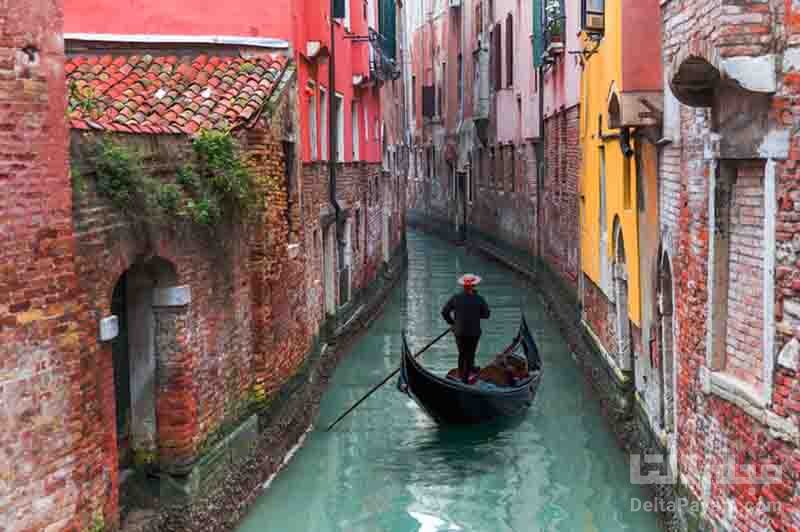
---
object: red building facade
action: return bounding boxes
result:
[64,0,396,166]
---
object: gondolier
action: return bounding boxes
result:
[441,274,490,383]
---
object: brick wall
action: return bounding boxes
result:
[68,113,311,472]
[583,274,616,356]
[724,162,766,388]
[468,141,539,254]
[301,161,402,310]
[542,106,580,289]
[658,0,800,528]
[0,1,107,529]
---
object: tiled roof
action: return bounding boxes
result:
[66,53,290,134]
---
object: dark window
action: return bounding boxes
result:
[422,85,435,117]
[493,24,502,91]
[457,54,463,115]
[506,14,513,87]
[412,75,416,116]
[581,0,604,34]
[510,145,516,192]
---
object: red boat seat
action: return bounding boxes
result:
[445,368,479,385]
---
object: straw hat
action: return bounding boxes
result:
[457,274,482,287]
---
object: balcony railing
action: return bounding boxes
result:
[369,28,401,81]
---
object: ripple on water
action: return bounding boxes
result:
[237,231,660,532]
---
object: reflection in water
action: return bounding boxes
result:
[237,232,660,532]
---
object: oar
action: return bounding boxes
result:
[325,327,452,432]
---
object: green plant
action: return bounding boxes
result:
[153,182,183,212]
[68,81,100,116]
[180,129,256,225]
[71,165,87,195]
[549,19,563,37]
[86,510,105,532]
[93,137,145,211]
[87,130,257,228]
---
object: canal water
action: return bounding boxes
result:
[238,231,661,532]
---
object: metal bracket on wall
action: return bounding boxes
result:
[568,33,602,62]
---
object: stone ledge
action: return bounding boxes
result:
[581,320,633,387]
[704,369,799,445]
[159,414,260,501]
[152,285,191,308]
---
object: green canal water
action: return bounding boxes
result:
[237,231,661,532]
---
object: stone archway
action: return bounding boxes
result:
[658,251,676,433]
[613,220,632,371]
[108,257,178,475]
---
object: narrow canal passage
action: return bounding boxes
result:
[238,231,660,532]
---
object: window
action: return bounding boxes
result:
[320,88,328,159]
[506,14,513,87]
[475,3,483,38]
[344,0,351,30]
[441,61,446,117]
[510,145,516,192]
[581,0,605,33]
[599,147,606,238]
[364,105,369,141]
[457,54,463,118]
[412,75,417,117]
[352,101,360,161]
[709,161,768,389]
[334,94,344,162]
[493,24,502,91]
[422,85,435,117]
[308,86,318,160]
[623,154,632,210]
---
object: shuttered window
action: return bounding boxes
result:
[493,24,502,91]
[506,14,513,87]
[533,0,544,68]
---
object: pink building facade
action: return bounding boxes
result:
[65,0,393,167]
[405,0,581,289]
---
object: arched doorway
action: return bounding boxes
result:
[109,257,178,474]
[658,253,676,433]
[614,224,632,371]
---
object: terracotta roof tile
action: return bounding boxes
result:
[67,53,289,135]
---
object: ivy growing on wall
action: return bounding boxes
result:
[85,130,261,228]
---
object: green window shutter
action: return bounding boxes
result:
[533,0,544,68]
[333,0,345,19]
[379,0,397,60]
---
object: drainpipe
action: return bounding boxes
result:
[329,0,344,264]
[536,64,545,266]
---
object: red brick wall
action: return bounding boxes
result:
[725,162,766,388]
[542,106,580,288]
[582,274,616,356]
[0,1,108,529]
[66,94,316,497]
[660,1,800,528]
[301,161,401,307]
[465,140,539,254]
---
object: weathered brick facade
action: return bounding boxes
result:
[542,106,581,289]
[0,1,105,530]
[2,21,408,528]
[655,0,800,529]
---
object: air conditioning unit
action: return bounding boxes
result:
[585,13,604,32]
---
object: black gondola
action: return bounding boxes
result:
[398,315,543,425]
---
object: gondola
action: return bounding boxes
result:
[398,315,543,425]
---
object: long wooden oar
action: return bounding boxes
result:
[325,327,452,432]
